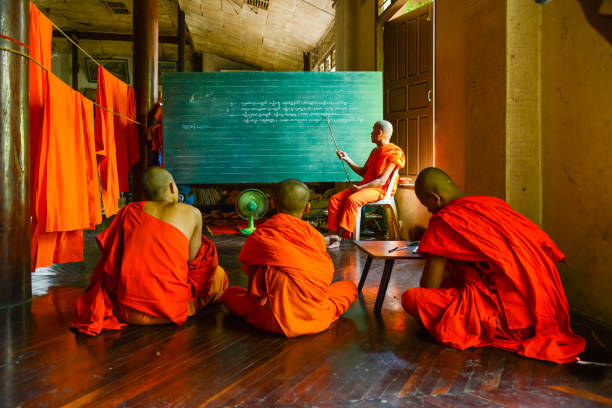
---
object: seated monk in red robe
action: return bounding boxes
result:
[401,167,585,363]
[325,120,405,248]
[72,167,228,335]
[222,179,358,337]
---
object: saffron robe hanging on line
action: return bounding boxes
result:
[95,66,138,217]
[29,3,101,270]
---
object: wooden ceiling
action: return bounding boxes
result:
[33,0,335,71]
[179,0,334,70]
[33,0,180,36]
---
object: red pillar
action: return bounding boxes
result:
[132,0,158,198]
[0,0,31,305]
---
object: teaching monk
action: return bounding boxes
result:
[222,179,358,337]
[72,167,228,336]
[325,120,405,248]
[401,167,585,363]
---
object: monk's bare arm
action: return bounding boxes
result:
[244,264,257,288]
[188,206,203,261]
[420,256,448,288]
[337,151,366,177]
[353,163,395,191]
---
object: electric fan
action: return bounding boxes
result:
[235,188,269,236]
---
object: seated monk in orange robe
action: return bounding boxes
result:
[72,167,228,335]
[401,167,585,363]
[222,179,358,337]
[325,120,405,248]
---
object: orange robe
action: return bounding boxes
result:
[72,202,228,336]
[401,196,585,364]
[29,5,101,269]
[147,102,163,165]
[328,143,405,237]
[95,66,138,216]
[29,2,52,203]
[222,213,357,337]
[29,3,53,270]
[31,75,100,269]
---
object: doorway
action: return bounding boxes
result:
[383,4,434,182]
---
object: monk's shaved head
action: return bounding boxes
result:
[376,120,393,140]
[415,167,456,196]
[275,179,310,217]
[415,167,464,213]
[142,166,175,200]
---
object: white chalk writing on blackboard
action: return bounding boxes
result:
[239,100,361,125]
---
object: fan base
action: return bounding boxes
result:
[239,226,256,236]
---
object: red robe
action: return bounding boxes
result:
[359,143,406,194]
[72,202,221,336]
[222,213,357,337]
[29,6,101,269]
[402,196,585,363]
[29,2,52,204]
[147,102,163,164]
[328,143,405,237]
[95,66,138,216]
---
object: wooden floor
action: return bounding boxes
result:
[2,234,612,407]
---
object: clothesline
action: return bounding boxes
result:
[0,45,141,125]
[49,20,143,125]
[51,21,105,68]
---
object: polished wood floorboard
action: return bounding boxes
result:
[1,234,611,407]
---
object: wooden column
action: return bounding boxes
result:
[132,0,158,198]
[72,40,79,91]
[178,7,185,72]
[0,0,31,306]
[193,52,203,72]
[303,52,311,71]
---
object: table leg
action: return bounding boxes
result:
[357,256,373,293]
[374,259,395,313]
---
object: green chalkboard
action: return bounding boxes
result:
[162,72,383,184]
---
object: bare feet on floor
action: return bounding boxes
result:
[325,234,342,249]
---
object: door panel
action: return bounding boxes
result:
[383,6,433,181]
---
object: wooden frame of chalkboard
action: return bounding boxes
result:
[162,72,383,184]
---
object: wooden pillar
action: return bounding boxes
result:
[72,40,79,90]
[178,6,186,72]
[303,52,310,71]
[0,0,31,306]
[192,52,203,72]
[132,0,158,198]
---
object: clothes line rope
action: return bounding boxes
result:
[0,33,29,48]
[50,22,105,68]
[0,46,141,125]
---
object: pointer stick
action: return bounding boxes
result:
[323,116,352,184]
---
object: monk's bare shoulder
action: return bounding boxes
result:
[173,202,202,219]
[175,202,200,213]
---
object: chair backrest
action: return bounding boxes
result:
[383,168,400,201]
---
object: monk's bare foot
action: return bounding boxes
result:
[325,234,341,248]
[327,240,342,249]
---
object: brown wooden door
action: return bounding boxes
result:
[383,6,433,182]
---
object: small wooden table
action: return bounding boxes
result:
[353,240,423,313]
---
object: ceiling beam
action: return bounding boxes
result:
[51,30,192,46]
[377,0,409,24]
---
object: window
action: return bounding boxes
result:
[378,0,395,16]
[317,47,336,72]
[378,0,432,17]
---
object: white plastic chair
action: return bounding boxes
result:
[354,168,401,240]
